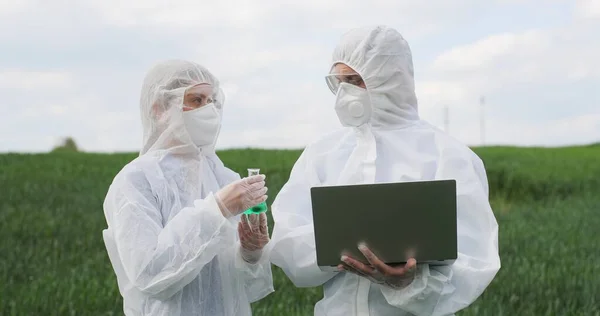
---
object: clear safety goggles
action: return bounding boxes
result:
[325,72,365,94]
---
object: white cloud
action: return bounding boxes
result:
[78,0,495,41]
[0,0,33,16]
[416,20,600,115]
[433,24,600,83]
[490,113,600,146]
[197,41,331,81]
[430,30,551,73]
[83,0,275,28]
[1,1,599,152]
[575,0,600,19]
[217,80,340,149]
[430,107,600,147]
[417,81,473,108]
[0,70,75,91]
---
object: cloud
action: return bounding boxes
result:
[0,70,75,91]
[196,40,332,81]
[575,0,600,19]
[488,113,600,146]
[415,18,600,120]
[82,0,275,29]
[217,79,341,149]
[427,25,600,87]
[0,1,599,152]
[0,0,34,16]
[430,30,552,74]
[416,30,556,112]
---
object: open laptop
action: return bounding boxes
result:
[310,179,457,271]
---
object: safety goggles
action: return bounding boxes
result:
[325,72,365,94]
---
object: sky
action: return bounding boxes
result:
[1,0,599,153]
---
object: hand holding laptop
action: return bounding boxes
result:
[337,243,418,289]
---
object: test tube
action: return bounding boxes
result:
[244,168,261,231]
[248,168,260,177]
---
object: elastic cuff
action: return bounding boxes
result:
[214,194,233,218]
[240,247,263,264]
[384,274,416,290]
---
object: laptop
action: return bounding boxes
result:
[310,179,457,271]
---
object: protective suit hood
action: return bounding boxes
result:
[139,59,225,156]
[331,25,419,128]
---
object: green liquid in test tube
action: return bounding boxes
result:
[243,168,268,215]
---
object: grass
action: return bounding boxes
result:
[1,146,599,315]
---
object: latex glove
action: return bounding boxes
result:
[215,175,267,217]
[238,213,270,264]
[338,243,417,289]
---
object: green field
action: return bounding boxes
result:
[1,146,599,315]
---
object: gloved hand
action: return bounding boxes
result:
[338,244,417,289]
[215,175,267,217]
[238,213,270,264]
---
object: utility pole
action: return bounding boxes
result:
[444,105,449,134]
[480,96,485,146]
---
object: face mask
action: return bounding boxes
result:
[334,83,372,127]
[182,103,221,147]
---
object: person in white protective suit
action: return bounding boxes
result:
[101,59,274,316]
[269,25,501,316]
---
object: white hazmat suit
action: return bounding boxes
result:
[102,60,273,316]
[270,26,501,316]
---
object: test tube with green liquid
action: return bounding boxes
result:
[243,168,268,215]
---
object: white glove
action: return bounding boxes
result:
[238,213,270,264]
[215,175,267,217]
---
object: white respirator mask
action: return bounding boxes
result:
[182,103,221,147]
[334,83,372,127]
